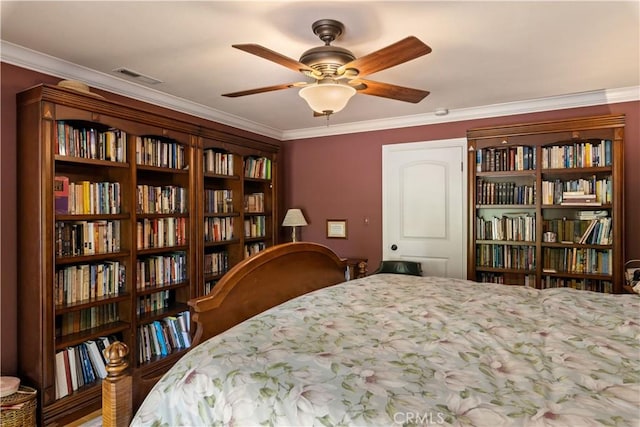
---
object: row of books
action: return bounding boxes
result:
[204,189,234,214]
[542,218,598,244]
[136,252,187,290]
[55,220,121,257]
[477,272,536,287]
[244,157,271,180]
[541,277,613,293]
[577,217,612,245]
[541,139,612,169]
[55,336,119,399]
[244,216,266,238]
[137,312,191,364]
[57,304,120,337]
[204,150,235,175]
[244,192,265,213]
[204,251,228,276]
[136,184,188,214]
[135,136,186,169]
[54,176,121,215]
[204,216,234,242]
[136,291,170,315]
[136,217,188,249]
[55,262,125,306]
[245,242,266,258]
[476,244,536,270]
[476,180,536,205]
[541,176,612,205]
[56,121,127,162]
[542,247,612,275]
[475,145,536,172]
[476,215,536,242]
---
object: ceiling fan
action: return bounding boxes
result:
[222,19,432,116]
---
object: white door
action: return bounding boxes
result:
[382,139,467,278]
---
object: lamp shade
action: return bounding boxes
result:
[282,209,308,227]
[299,82,356,114]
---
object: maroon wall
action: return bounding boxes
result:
[282,102,640,272]
[1,64,60,376]
[2,62,638,375]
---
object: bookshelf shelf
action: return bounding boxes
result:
[56,322,131,350]
[477,170,536,177]
[475,266,535,274]
[204,172,241,180]
[55,294,131,313]
[55,252,130,265]
[136,302,190,322]
[541,204,613,209]
[54,155,130,168]
[467,114,625,293]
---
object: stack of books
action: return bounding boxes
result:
[561,191,601,206]
[576,210,608,220]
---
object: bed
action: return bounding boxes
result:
[103,242,640,426]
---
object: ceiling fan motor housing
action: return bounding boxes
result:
[299,19,355,77]
[300,45,355,75]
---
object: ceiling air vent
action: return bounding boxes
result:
[112,68,163,85]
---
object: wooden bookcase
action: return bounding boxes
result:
[16,84,279,425]
[242,155,275,259]
[199,142,278,295]
[467,114,625,293]
[201,144,243,295]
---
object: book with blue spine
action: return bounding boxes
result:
[153,320,168,356]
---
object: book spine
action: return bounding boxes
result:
[153,321,168,356]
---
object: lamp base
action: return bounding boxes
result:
[291,227,298,242]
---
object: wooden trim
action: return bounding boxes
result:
[466,114,625,140]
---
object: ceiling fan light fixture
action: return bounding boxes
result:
[299,82,356,114]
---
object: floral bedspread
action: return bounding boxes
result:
[131,275,640,426]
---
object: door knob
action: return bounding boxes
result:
[391,244,398,251]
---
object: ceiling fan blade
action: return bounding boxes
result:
[352,79,430,103]
[338,36,431,77]
[233,44,320,77]
[222,82,304,98]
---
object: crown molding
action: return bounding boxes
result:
[0,41,283,140]
[281,86,640,140]
[3,41,638,142]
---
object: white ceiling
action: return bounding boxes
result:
[1,1,639,140]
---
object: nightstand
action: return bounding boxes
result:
[343,258,368,280]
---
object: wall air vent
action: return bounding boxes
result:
[112,68,163,85]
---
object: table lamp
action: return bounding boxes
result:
[282,209,308,242]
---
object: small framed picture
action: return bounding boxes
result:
[326,219,347,239]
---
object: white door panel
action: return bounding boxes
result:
[402,161,447,237]
[383,139,467,279]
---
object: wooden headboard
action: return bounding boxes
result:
[102,242,347,426]
[189,242,348,345]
